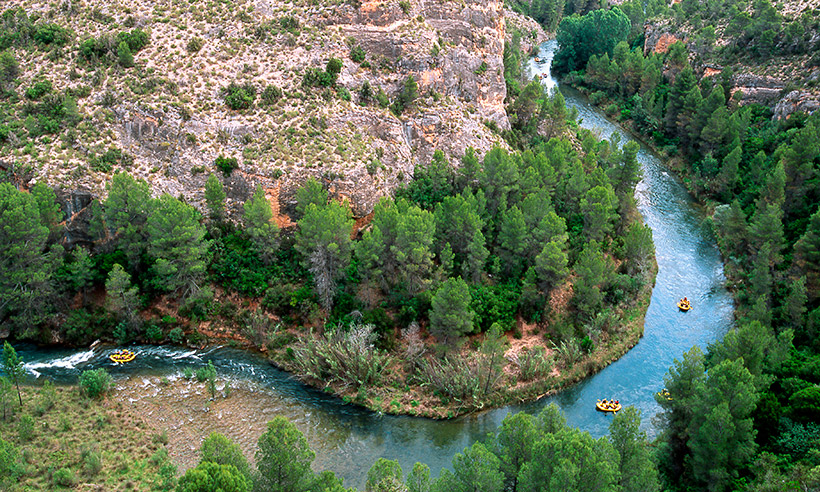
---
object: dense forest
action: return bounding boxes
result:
[511,0,820,488]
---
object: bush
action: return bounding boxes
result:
[117,41,134,67]
[214,155,239,176]
[222,82,256,110]
[350,45,366,63]
[33,24,71,46]
[146,323,164,342]
[81,448,103,476]
[25,79,52,100]
[260,84,282,105]
[290,323,392,390]
[79,368,112,398]
[17,414,34,441]
[116,29,149,52]
[279,15,300,33]
[517,346,553,381]
[552,338,583,368]
[168,327,184,344]
[196,361,217,383]
[187,37,204,53]
[53,467,77,487]
[417,354,480,401]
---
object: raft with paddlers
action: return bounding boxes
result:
[110,349,136,364]
[678,297,691,311]
[596,399,621,413]
[657,389,672,400]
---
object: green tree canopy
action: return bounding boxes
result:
[553,8,630,74]
[146,194,212,297]
[176,461,250,492]
[200,432,251,480]
[429,276,474,344]
[243,186,280,266]
[295,201,353,311]
[255,416,315,492]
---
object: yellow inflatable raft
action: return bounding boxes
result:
[596,399,622,413]
[110,349,136,364]
[678,300,691,311]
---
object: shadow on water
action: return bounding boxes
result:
[13,40,733,489]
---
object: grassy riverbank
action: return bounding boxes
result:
[0,385,175,491]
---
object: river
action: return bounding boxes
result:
[14,40,734,489]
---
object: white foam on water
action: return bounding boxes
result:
[24,349,96,372]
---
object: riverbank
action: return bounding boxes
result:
[260,254,658,419]
[0,385,174,491]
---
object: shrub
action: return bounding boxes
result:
[25,79,52,99]
[279,15,300,33]
[53,467,77,487]
[196,361,217,383]
[474,61,488,75]
[222,83,256,110]
[399,1,411,15]
[168,327,184,344]
[417,353,480,401]
[214,155,239,176]
[290,323,392,390]
[146,323,164,342]
[117,41,134,67]
[81,448,103,476]
[552,338,583,368]
[516,346,553,381]
[580,335,594,353]
[79,368,112,398]
[116,29,149,52]
[17,414,34,441]
[260,85,282,106]
[350,45,366,63]
[33,24,71,46]
[186,37,204,53]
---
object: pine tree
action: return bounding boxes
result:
[572,240,610,320]
[145,194,212,297]
[204,174,226,222]
[433,442,503,492]
[366,458,403,492]
[428,277,474,344]
[622,222,654,275]
[498,205,528,277]
[0,183,57,332]
[393,204,436,295]
[407,463,431,492]
[534,241,569,295]
[689,359,757,490]
[243,186,280,266]
[581,184,618,242]
[295,178,328,219]
[104,173,151,268]
[794,206,820,300]
[106,263,141,327]
[1,342,24,407]
[295,201,353,311]
[608,407,660,492]
[255,417,316,492]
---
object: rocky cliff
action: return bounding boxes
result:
[5,0,524,222]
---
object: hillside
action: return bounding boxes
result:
[0,0,528,223]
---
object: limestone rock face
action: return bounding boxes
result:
[11,0,524,223]
[773,90,820,120]
[731,74,787,108]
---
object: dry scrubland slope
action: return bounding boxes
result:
[3,0,542,220]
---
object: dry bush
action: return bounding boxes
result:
[291,323,392,390]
